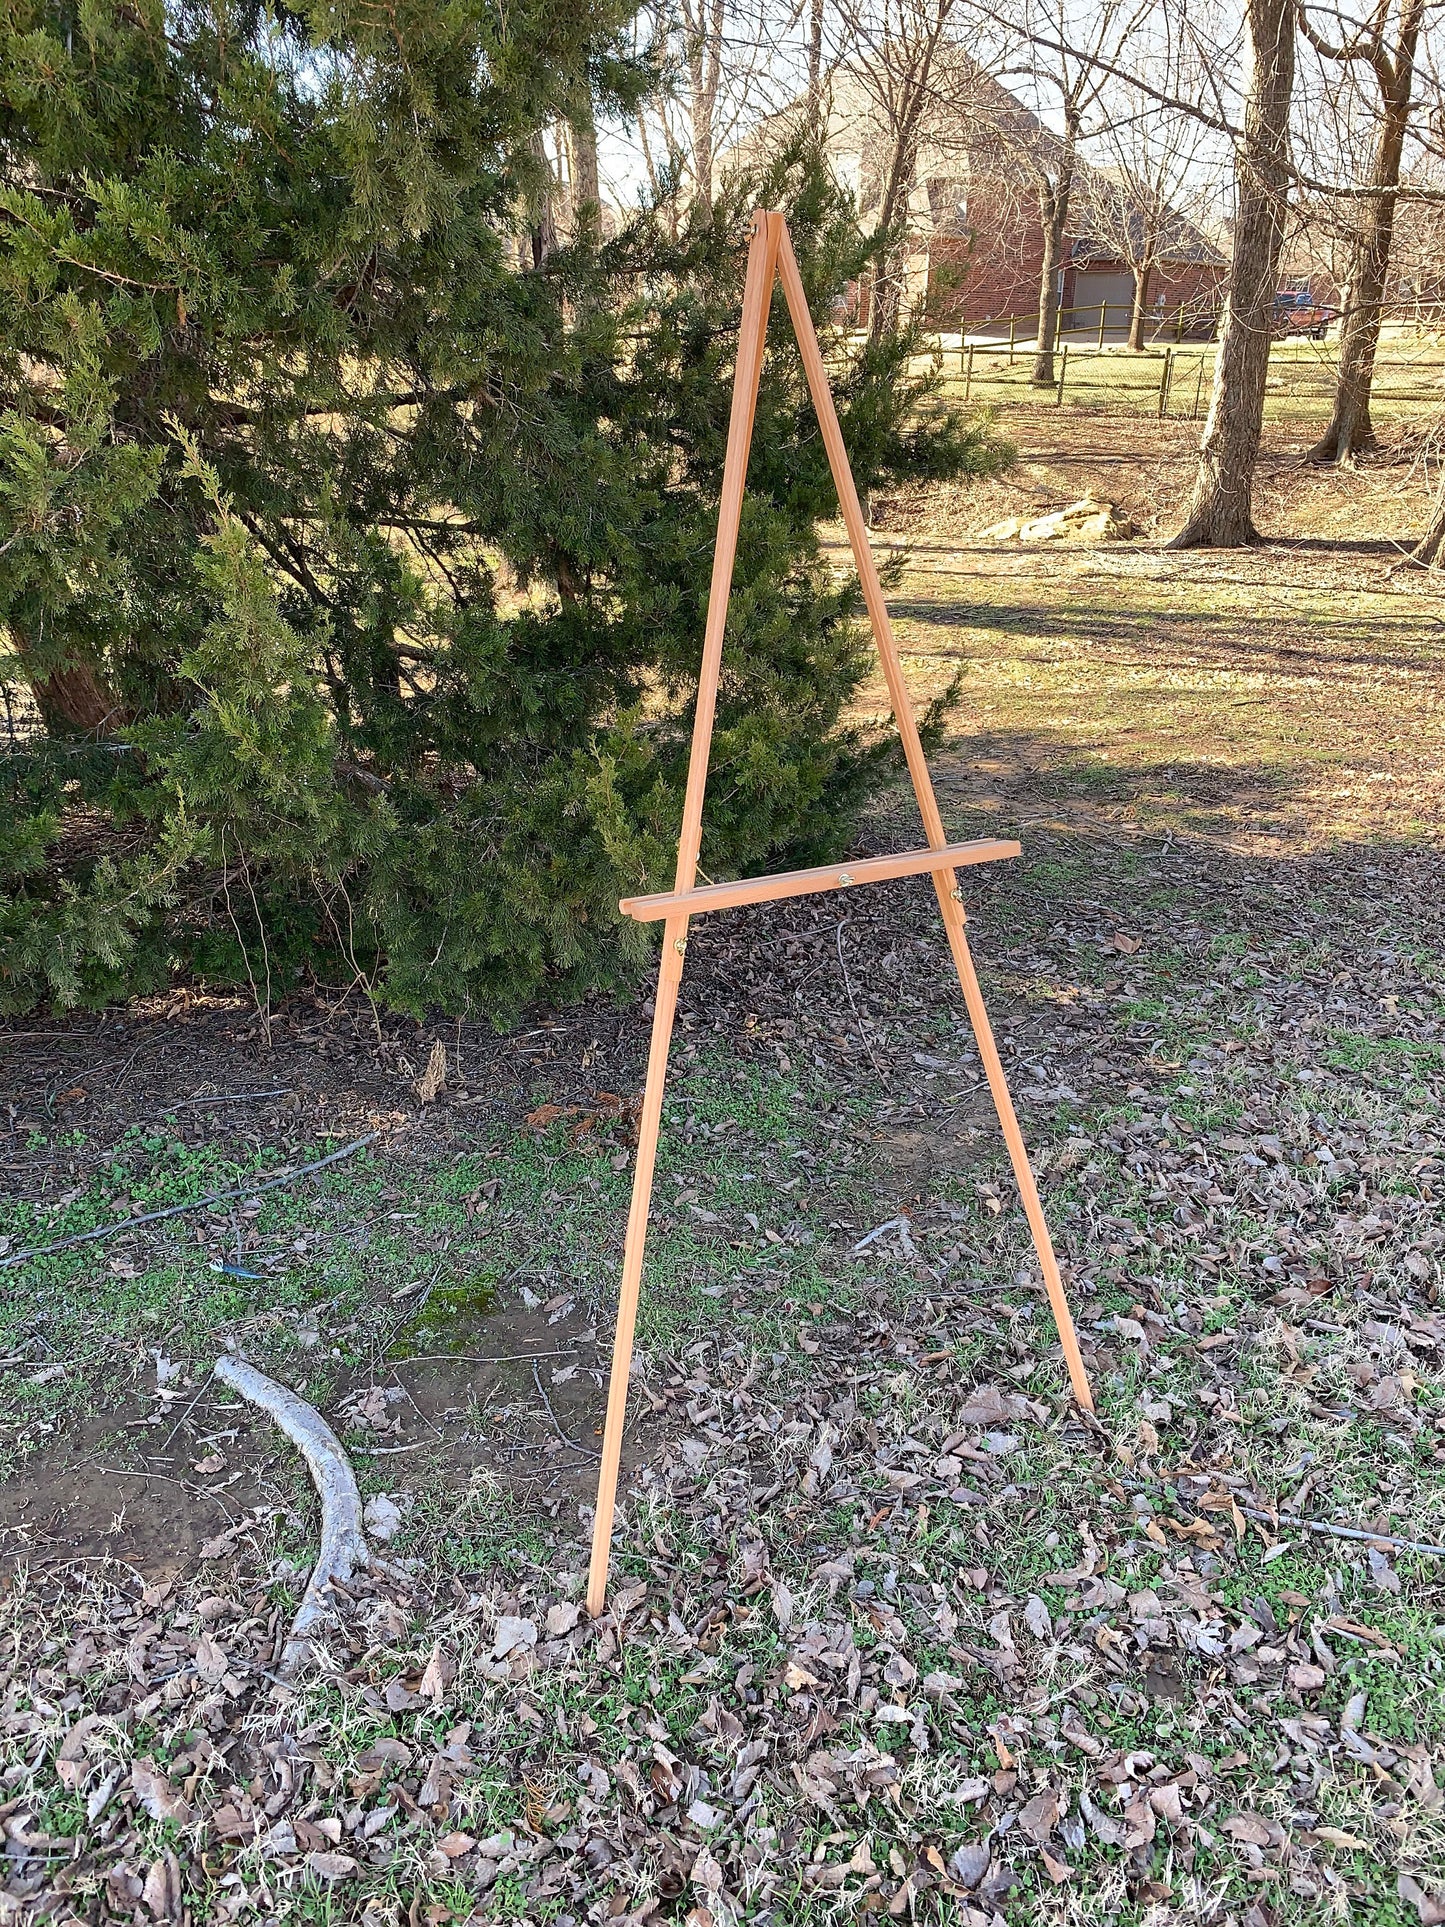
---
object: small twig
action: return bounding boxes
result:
[0,1032,107,1044]
[210,1651,296,1694]
[1,1133,379,1269]
[111,1043,144,1092]
[532,1358,599,1459]
[387,1367,444,1440]
[97,1465,240,1521]
[167,1090,293,1110]
[1236,1504,1445,1560]
[158,1378,218,1455]
[1124,1475,1445,1559]
[389,1348,581,1368]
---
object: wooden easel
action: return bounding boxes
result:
[585,210,1093,1618]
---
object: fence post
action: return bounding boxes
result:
[1097,302,1108,351]
[964,343,975,402]
[1054,304,1063,349]
[1008,316,1016,364]
[1157,347,1174,419]
[1056,341,1068,407]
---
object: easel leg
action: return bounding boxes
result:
[772,223,1093,1412]
[586,217,781,1617]
[586,915,686,1617]
[933,889,1094,1410]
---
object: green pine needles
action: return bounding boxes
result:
[0,1,1008,1021]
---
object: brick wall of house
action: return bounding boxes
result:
[1139,261,1227,325]
[921,174,1225,334]
[926,178,1047,326]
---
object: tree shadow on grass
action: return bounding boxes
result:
[889,593,1440,681]
[858,723,1442,895]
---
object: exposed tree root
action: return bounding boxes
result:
[213,1354,369,1674]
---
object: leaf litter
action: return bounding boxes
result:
[6,823,1445,1923]
[4,477,1445,1920]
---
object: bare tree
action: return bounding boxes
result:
[806,0,827,115]
[679,0,727,214]
[571,96,602,227]
[1081,28,1220,349]
[1389,161,1445,317]
[1171,0,1296,547]
[962,0,1441,532]
[836,0,963,339]
[1300,0,1430,462]
[976,0,1150,384]
[622,0,804,223]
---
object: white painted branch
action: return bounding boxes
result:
[213,1355,369,1673]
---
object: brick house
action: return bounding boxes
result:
[923,166,1225,338]
[740,61,1226,339]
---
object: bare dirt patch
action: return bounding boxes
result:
[0,1399,282,1582]
[0,1296,635,1581]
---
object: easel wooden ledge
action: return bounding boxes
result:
[585,210,1094,1620]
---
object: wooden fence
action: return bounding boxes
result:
[933,334,1445,424]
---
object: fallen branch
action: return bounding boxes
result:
[1,1132,378,1270]
[213,1355,369,1673]
[1123,1474,1445,1559]
[1234,1502,1445,1560]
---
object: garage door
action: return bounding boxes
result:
[1068,271,1134,334]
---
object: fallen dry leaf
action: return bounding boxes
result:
[413,1040,448,1103]
[130,1761,191,1826]
[306,1850,359,1879]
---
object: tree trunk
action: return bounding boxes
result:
[683,0,723,218]
[868,93,930,344]
[8,627,126,735]
[1308,0,1425,464]
[688,71,713,217]
[570,92,601,230]
[1170,0,1295,548]
[528,130,558,266]
[807,0,824,121]
[1409,481,1445,566]
[1127,264,1150,351]
[636,112,678,241]
[1031,125,1076,386]
[869,149,917,341]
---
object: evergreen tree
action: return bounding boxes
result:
[0,0,1006,1020]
